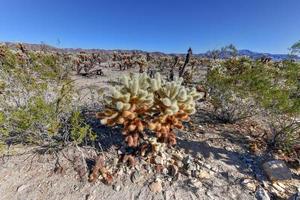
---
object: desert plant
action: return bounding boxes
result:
[69,110,96,144]
[206,57,258,123]
[97,73,200,153]
[206,56,300,154]
[290,40,300,56]
[0,45,95,148]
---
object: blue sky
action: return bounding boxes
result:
[0,0,299,54]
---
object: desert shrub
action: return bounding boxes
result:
[206,57,258,123]
[256,61,300,153]
[69,110,96,144]
[0,45,95,148]
[207,57,300,154]
[97,73,200,154]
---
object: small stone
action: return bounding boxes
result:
[131,171,142,183]
[168,165,178,176]
[165,190,173,200]
[145,165,153,173]
[183,155,193,165]
[117,150,123,155]
[196,153,204,161]
[241,178,257,191]
[155,176,162,182]
[161,153,167,160]
[17,184,29,192]
[113,158,119,165]
[155,164,163,173]
[224,146,232,151]
[86,191,96,200]
[272,182,285,192]
[134,165,141,171]
[276,182,287,189]
[255,186,270,200]
[113,183,122,191]
[149,181,162,193]
[188,178,202,188]
[172,151,184,161]
[154,156,163,165]
[117,168,124,176]
[204,164,212,170]
[187,163,197,171]
[262,160,292,181]
[197,170,210,179]
[175,160,183,168]
[162,167,168,175]
[73,185,79,191]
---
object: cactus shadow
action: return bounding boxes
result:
[82,108,124,151]
[176,131,266,181]
[192,109,225,124]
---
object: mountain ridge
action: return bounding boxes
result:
[1,41,298,60]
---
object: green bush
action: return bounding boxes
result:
[70,110,96,144]
[0,45,95,148]
[206,57,258,123]
[206,57,300,153]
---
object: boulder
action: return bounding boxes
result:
[262,160,292,181]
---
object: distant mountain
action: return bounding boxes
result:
[237,49,298,60]
[1,41,298,60]
[199,49,298,60]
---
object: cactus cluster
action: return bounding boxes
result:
[97,72,200,151]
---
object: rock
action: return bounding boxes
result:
[175,160,183,168]
[73,185,79,191]
[168,165,178,176]
[183,155,193,165]
[224,146,233,151]
[262,160,292,181]
[272,182,285,192]
[241,178,257,191]
[197,170,210,179]
[203,163,212,170]
[131,171,142,183]
[86,191,96,200]
[188,178,202,188]
[162,167,168,175]
[288,192,300,200]
[154,156,163,165]
[196,163,201,171]
[113,158,119,166]
[113,183,122,191]
[165,190,173,200]
[255,186,270,200]
[196,152,204,161]
[149,181,162,193]
[117,168,124,176]
[134,165,141,171]
[172,151,184,161]
[155,164,163,173]
[145,165,153,173]
[17,184,29,192]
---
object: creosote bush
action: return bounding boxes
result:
[69,110,96,144]
[206,57,258,123]
[0,45,95,149]
[206,56,300,155]
[97,73,200,153]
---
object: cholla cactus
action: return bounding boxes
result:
[97,72,200,150]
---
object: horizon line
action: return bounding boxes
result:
[1,40,292,55]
